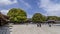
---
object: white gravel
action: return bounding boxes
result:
[10,24,60,34]
[0,24,60,34]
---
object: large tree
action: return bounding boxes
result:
[32,13,46,23]
[7,8,27,23]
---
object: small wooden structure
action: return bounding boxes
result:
[0,12,9,26]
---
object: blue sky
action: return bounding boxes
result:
[0,0,60,18]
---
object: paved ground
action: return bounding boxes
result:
[10,24,60,34]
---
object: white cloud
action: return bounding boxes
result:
[20,0,32,9]
[0,10,9,15]
[38,0,60,16]
[0,0,17,5]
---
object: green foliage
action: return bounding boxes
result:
[32,13,46,23]
[56,17,60,21]
[47,16,58,21]
[7,8,27,23]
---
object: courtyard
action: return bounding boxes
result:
[0,24,60,34]
[10,24,60,34]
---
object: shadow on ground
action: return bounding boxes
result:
[0,25,11,34]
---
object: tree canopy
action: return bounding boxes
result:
[32,13,46,23]
[7,8,27,23]
[57,17,60,21]
[47,16,58,21]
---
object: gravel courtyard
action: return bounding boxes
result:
[10,24,60,34]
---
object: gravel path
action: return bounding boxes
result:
[10,24,60,34]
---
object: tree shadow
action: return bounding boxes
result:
[0,26,12,34]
